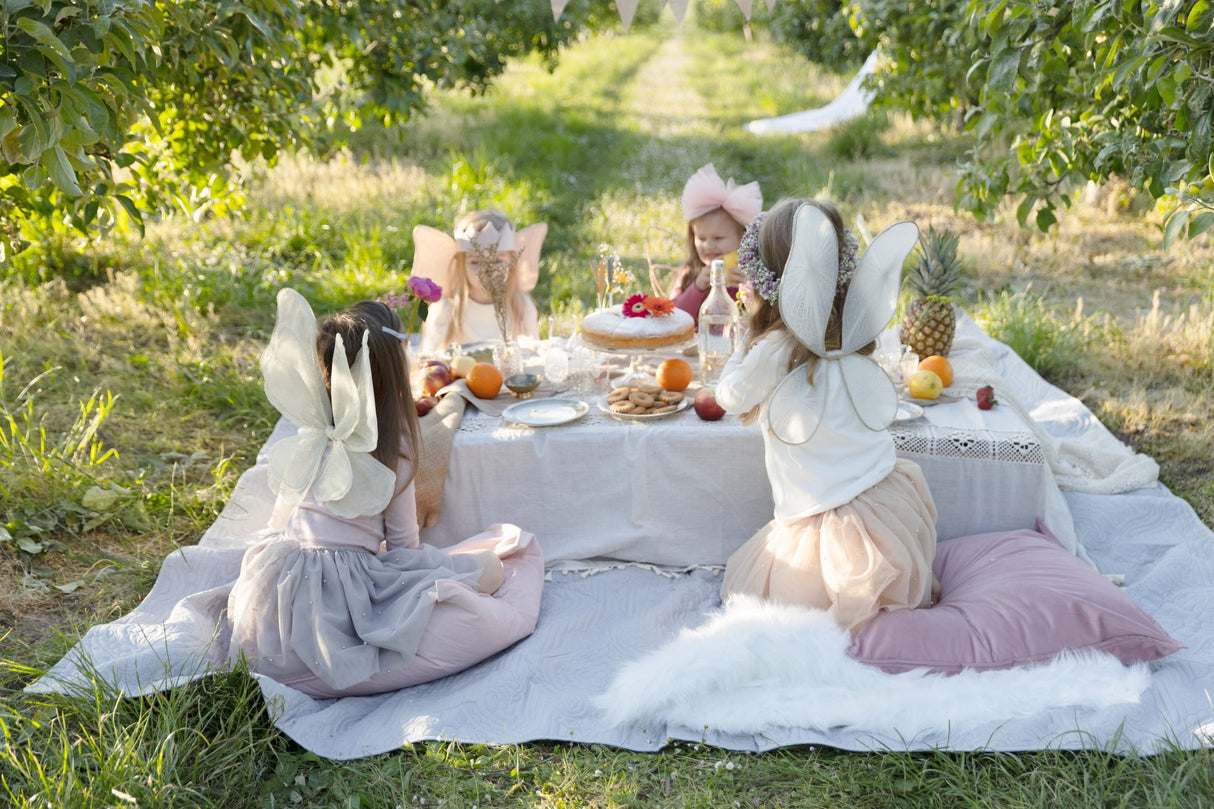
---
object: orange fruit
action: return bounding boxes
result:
[907,369,943,400]
[917,355,954,387]
[465,362,503,399]
[656,358,693,391]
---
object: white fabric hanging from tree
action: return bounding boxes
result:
[745,51,878,135]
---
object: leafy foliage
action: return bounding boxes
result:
[0,0,615,263]
[958,0,1214,239]
[699,0,865,70]
[848,0,982,126]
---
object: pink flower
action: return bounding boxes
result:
[623,293,650,318]
[406,275,443,304]
[379,275,442,335]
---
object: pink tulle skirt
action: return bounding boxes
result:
[721,458,938,633]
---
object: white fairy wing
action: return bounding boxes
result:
[778,205,838,355]
[514,223,548,292]
[839,354,900,431]
[765,366,828,446]
[411,225,459,290]
[766,355,899,444]
[261,288,331,432]
[260,289,395,518]
[840,220,918,354]
[319,330,396,518]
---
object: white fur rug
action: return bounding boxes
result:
[595,596,1149,740]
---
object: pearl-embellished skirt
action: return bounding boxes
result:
[227,523,543,697]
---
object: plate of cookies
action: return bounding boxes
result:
[600,384,689,420]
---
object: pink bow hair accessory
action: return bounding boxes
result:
[681,163,763,227]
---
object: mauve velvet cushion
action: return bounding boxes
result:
[848,522,1184,674]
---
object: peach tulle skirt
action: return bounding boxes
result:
[721,458,938,633]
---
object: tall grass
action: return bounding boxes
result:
[972,288,1093,382]
[1,14,1212,809]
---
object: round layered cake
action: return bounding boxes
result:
[580,307,695,349]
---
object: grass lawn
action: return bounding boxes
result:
[2,15,1212,809]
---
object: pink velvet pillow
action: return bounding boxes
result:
[848,522,1184,674]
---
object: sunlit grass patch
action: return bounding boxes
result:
[972,288,1093,382]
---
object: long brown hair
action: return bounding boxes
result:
[745,198,876,379]
[317,301,421,477]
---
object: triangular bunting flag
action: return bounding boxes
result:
[764,0,777,10]
[668,0,691,24]
[551,0,570,21]
[616,0,640,31]
[734,0,755,19]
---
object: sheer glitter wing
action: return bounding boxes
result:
[766,205,918,444]
[262,288,396,519]
[514,222,548,292]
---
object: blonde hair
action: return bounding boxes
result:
[441,209,533,347]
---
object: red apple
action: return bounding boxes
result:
[415,395,437,417]
[418,361,453,396]
[450,354,477,379]
[694,387,726,421]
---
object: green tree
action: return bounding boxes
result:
[847,0,982,127]
[959,0,1214,241]
[0,0,613,264]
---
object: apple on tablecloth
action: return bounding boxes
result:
[450,355,476,379]
[415,395,438,417]
[694,387,726,421]
[418,361,453,396]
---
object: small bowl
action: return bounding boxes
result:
[505,373,541,399]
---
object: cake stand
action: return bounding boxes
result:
[575,335,696,387]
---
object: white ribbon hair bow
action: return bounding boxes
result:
[766,205,919,444]
[261,288,396,518]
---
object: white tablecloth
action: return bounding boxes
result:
[419,351,1076,568]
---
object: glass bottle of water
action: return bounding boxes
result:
[697,259,740,386]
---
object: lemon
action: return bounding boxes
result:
[907,369,943,400]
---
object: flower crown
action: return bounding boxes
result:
[738,212,860,304]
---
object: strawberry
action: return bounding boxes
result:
[976,385,997,410]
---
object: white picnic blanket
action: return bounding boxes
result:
[28,322,1213,760]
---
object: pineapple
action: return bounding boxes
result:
[900,226,962,358]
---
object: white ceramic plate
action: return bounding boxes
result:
[597,396,690,421]
[501,398,589,427]
[893,400,925,422]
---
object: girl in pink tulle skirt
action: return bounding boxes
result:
[718,199,938,633]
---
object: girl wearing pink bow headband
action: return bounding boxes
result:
[669,164,763,325]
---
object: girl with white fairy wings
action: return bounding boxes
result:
[717,199,940,633]
[413,210,548,354]
[226,289,544,697]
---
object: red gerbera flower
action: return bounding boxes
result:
[623,293,650,318]
[643,296,675,316]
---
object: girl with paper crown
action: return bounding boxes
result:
[413,209,548,353]
[227,289,544,697]
[716,200,939,633]
[669,163,762,325]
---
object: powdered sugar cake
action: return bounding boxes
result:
[580,308,694,349]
